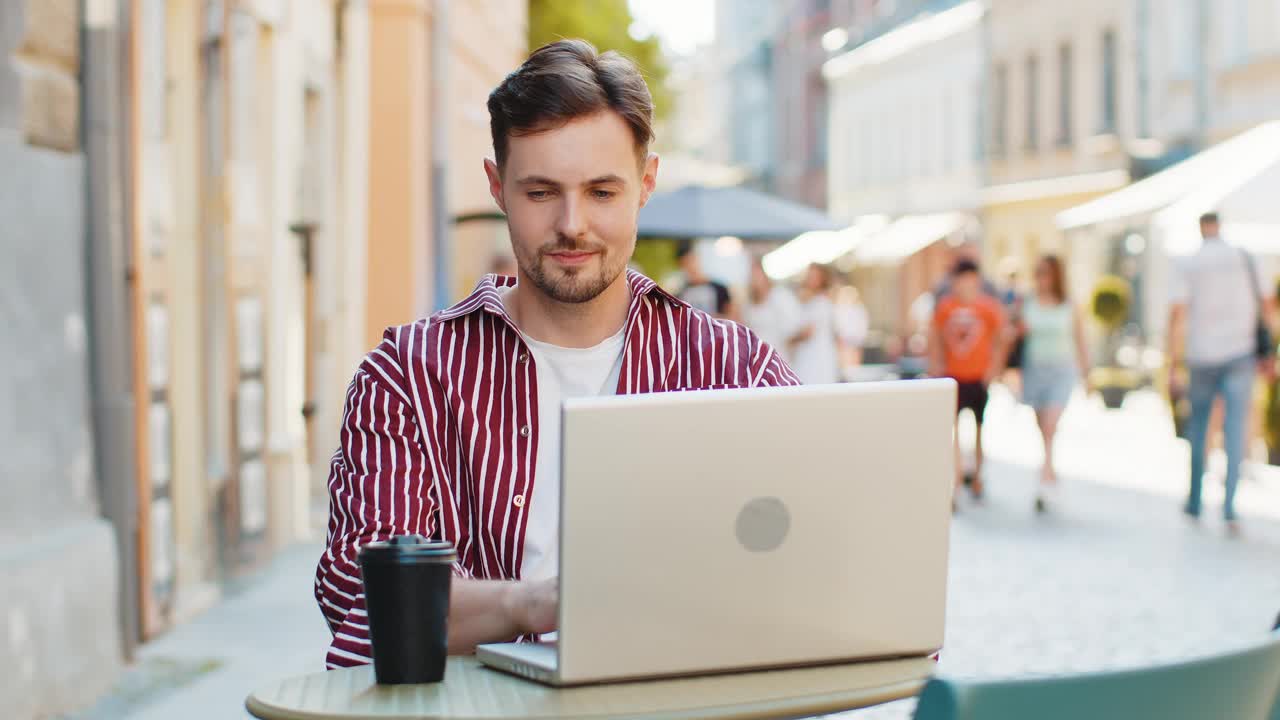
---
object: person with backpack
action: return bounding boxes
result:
[1167,212,1276,535]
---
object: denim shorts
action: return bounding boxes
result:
[1022,364,1076,410]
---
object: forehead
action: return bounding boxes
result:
[504,111,641,181]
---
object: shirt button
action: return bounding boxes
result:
[519,425,530,438]
[513,494,526,508]
[518,352,529,363]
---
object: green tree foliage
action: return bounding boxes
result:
[528,0,671,121]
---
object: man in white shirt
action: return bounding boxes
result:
[1167,212,1275,533]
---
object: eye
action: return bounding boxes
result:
[591,189,616,200]
[527,190,553,201]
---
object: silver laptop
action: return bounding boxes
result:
[477,379,956,685]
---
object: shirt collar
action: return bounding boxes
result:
[434,268,684,323]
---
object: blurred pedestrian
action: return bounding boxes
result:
[833,284,869,370]
[790,263,841,385]
[676,241,736,320]
[744,256,802,362]
[999,258,1026,392]
[1022,255,1092,513]
[1167,212,1275,534]
[934,242,1000,301]
[930,259,1008,503]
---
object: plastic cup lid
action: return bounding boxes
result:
[359,535,457,563]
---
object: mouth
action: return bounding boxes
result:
[545,250,599,266]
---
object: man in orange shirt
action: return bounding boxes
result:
[930,259,1008,502]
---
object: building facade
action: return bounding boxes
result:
[824,1,985,343]
[0,1,124,716]
[981,0,1144,284]
[2,1,526,716]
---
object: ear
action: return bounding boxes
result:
[484,158,507,214]
[638,152,660,208]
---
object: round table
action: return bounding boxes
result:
[245,656,932,720]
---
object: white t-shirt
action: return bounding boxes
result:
[790,296,841,385]
[834,302,869,349]
[744,286,802,360]
[511,321,625,583]
[1170,238,1267,367]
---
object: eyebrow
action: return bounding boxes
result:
[515,174,628,187]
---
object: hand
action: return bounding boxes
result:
[507,577,558,637]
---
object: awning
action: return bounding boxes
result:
[637,184,844,240]
[823,1,984,81]
[853,212,970,266]
[761,215,889,279]
[1056,121,1280,231]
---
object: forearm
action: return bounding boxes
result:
[447,578,527,654]
[1166,312,1184,372]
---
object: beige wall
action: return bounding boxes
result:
[366,0,432,349]
[362,0,527,324]
[447,1,526,300]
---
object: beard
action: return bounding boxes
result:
[515,235,629,304]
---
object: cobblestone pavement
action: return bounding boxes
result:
[840,387,1280,719]
[81,387,1280,719]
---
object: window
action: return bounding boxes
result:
[992,63,1008,156]
[1057,43,1073,147]
[1100,30,1118,133]
[1025,54,1039,151]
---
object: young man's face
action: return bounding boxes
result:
[485,111,659,304]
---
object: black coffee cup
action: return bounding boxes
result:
[359,535,457,684]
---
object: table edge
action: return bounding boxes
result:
[245,676,927,720]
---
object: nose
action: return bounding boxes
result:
[555,195,586,240]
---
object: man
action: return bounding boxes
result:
[929,259,1007,501]
[315,40,799,669]
[676,240,736,320]
[932,242,1000,301]
[1168,212,1274,534]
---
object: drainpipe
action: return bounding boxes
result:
[81,0,141,659]
[429,0,451,310]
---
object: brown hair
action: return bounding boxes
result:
[487,39,654,169]
[1037,254,1067,303]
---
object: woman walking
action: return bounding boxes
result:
[1021,255,1092,512]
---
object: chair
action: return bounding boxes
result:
[914,632,1280,720]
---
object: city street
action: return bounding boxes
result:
[76,386,1280,720]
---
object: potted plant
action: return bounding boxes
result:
[1088,275,1140,410]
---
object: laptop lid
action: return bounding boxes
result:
[555,379,955,684]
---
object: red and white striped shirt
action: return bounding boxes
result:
[316,270,800,668]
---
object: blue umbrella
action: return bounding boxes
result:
[638,184,843,240]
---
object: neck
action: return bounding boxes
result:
[505,272,631,349]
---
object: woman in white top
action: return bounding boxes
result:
[744,257,802,361]
[789,263,841,385]
[1020,255,1092,512]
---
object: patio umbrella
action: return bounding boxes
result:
[637,184,843,240]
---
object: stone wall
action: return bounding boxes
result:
[0,0,123,716]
